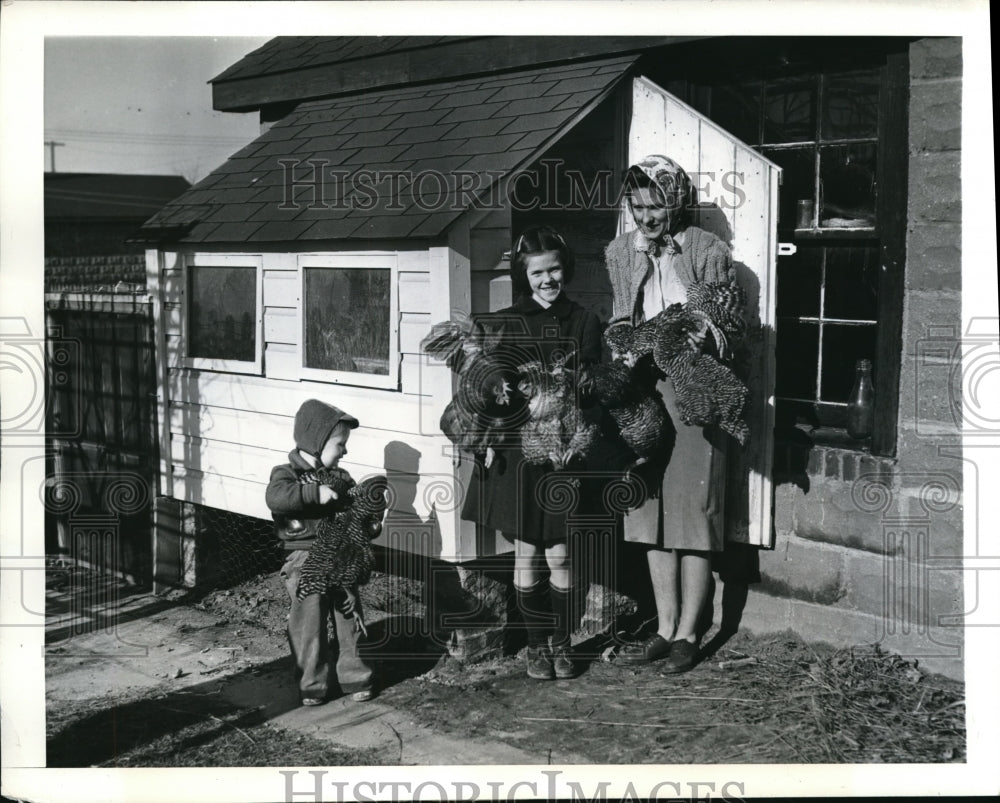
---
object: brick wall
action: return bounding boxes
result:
[757,39,964,654]
[45,253,147,292]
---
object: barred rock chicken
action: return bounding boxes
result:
[295,467,389,636]
[579,321,671,470]
[421,318,513,458]
[516,355,598,470]
[622,281,751,445]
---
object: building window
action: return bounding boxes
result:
[298,254,399,389]
[704,48,907,455]
[182,254,263,373]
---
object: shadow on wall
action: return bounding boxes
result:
[381,440,442,560]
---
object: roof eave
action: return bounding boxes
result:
[212,36,696,113]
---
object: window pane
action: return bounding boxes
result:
[763,146,815,229]
[775,320,819,400]
[763,76,816,144]
[710,81,761,145]
[819,143,877,228]
[820,323,877,402]
[304,268,391,375]
[824,246,879,320]
[777,245,822,318]
[823,69,880,140]
[188,266,256,361]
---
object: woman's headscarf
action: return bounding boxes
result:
[624,154,696,254]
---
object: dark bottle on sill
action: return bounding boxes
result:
[847,358,874,439]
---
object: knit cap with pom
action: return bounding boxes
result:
[293,399,359,457]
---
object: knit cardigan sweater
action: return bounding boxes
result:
[604,226,735,324]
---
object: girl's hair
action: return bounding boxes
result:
[623,162,695,229]
[510,225,575,298]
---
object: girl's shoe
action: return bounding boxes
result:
[552,643,576,679]
[526,645,555,680]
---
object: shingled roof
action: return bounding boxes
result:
[212,36,478,83]
[142,55,638,244]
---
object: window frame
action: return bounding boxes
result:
[296,253,400,390]
[181,253,264,374]
[713,49,907,456]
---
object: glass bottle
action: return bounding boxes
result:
[847,358,874,439]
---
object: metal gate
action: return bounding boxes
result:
[45,294,157,585]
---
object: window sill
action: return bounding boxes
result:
[773,425,896,486]
[789,227,877,240]
[789,424,873,451]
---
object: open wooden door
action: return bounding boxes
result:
[624,76,780,548]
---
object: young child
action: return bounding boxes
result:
[460,227,602,680]
[266,399,374,705]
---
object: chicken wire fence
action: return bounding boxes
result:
[193,504,284,590]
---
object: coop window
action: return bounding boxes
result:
[298,255,399,389]
[703,47,907,455]
[182,254,263,374]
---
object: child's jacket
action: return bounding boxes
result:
[266,450,352,551]
[266,398,359,551]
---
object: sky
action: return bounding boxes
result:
[44,37,271,183]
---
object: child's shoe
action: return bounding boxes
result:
[526,644,555,680]
[552,642,576,679]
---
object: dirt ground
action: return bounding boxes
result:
[45,564,966,766]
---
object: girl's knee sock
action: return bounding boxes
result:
[516,581,553,647]
[550,584,576,648]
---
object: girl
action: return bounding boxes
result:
[461,226,602,680]
[604,155,739,673]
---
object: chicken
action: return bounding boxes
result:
[421,318,514,457]
[578,338,671,470]
[615,281,751,445]
[516,355,598,470]
[295,468,389,636]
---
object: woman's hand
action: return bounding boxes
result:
[338,587,358,617]
[484,447,496,469]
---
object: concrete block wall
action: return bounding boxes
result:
[747,40,965,677]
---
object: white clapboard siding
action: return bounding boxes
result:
[628,76,780,548]
[171,467,270,519]
[167,368,431,435]
[168,404,455,467]
[264,342,299,381]
[399,312,433,355]
[398,272,433,314]
[264,307,298,344]
[263,271,299,307]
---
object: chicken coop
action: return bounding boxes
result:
[140,42,780,590]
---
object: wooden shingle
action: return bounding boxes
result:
[143,54,638,243]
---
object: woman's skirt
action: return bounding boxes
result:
[622,375,728,551]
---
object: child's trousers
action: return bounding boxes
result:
[280,549,373,699]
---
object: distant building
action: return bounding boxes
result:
[45,172,190,291]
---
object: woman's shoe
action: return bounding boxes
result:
[351,689,375,702]
[526,644,555,680]
[617,633,672,665]
[660,639,699,674]
[552,643,577,679]
[301,697,326,707]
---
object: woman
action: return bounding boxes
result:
[605,155,737,673]
[460,225,602,681]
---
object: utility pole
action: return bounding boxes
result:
[44,140,65,172]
